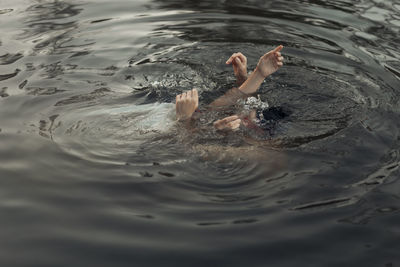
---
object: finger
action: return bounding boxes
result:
[273,45,284,53]
[213,119,223,128]
[232,119,241,130]
[226,52,242,64]
[236,53,247,63]
[226,53,237,64]
[221,115,240,124]
[231,118,241,125]
[182,91,188,100]
[175,96,181,114]
[277,62,283,67]
[275,52,281,57]
[227,119,241,129]
[278,56,284,61]
[235,57,242,65]
[223,115,240,121]
[214,117,231,127]
[214,117,240,130]
[192,88,199,107]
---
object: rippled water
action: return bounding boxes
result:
[1,0,400,266]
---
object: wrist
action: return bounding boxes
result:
[238,67,266,95]
[177,114,191,121]
[177,116,194,129]
[237,75,247,86]
[254,66,267,79]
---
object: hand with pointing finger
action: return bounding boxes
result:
[256,45,284,78]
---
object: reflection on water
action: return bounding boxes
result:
[0,0,399,266]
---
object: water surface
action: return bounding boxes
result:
[0,0,399,266]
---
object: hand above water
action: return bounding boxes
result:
[176,88,199,121]
[256,45,284,78]
[237,45,284,95]
[213,115,241,131]
[226,52,248,86]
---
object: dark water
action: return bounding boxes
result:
[1,0,400,266]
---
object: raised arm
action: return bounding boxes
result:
[239,45,284,95]
[210,45,284,108]
[208,52,249,108]
[226,52,248,86]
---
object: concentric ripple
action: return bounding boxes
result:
[0,0,399,266]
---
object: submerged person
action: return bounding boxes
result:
[175,45,286,137]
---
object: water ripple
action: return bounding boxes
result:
[0,0,400,266]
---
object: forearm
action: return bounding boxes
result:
[209,87,249,108]
[238,68,265,95]
[236,73,248,87]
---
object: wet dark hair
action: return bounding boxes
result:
[260,107,289,121]
[255,106,291,136]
